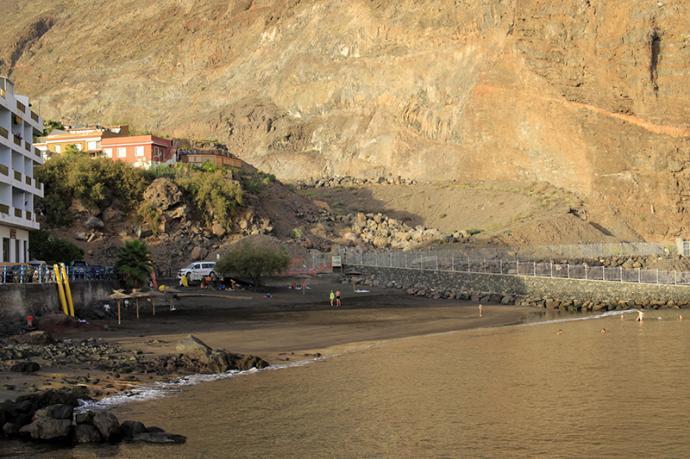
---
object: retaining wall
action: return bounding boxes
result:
[353,266,690,309]
[0,281,119,331]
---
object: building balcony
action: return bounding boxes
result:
[25,175,31,186]
[0,204,39,230]
[13,170,21,181]
[24,140,31,151]
[0,164,7,176]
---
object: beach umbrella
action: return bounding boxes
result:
[108,290,131,325]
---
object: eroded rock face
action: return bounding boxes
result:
[143,178,183,211]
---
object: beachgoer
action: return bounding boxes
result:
[600,328,607,335]
[680,314,684,321]
[181,273,189,288]
[556,329,564,335]
[200,276,208,289]
[478,304,483,318]
[301,279,307,295]
[335,289,342,307]
[636,310,645,322]
[329,290,335,307]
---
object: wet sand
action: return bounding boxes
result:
[0,275,537,402]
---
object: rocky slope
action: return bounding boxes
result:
[2,1,689,241]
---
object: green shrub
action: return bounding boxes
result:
[29,230,83,264]
[216,239,290,287]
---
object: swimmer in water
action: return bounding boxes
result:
[600,328,607,335]
[636,310,645,322]
[556,329,564,335]
[679,314,684,321]
[478,304,483,318]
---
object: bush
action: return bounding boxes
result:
[216,240,290,287]
[29,230,83,264]
[174,165,243,230]
[240,171,276,194]
[115,239,154,288]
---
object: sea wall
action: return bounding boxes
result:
[0,281,118,333]
[353,267,690,310]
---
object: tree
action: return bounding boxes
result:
[216,240,290,287]
[115,239,154,288]
[29,230,83,264]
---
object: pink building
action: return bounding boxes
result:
[100,135,174,169]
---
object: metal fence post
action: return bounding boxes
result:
[451,255,454,272]
[467,256,470,273]
[435,256,438,271]
[550,261,553,278]
[585,264,588,280]
[499,259,502,274]
[533,261,536,277]
[674,270,677,284]
[638,268,641,283]
[405,252,408,269]
[603,267,605,281]
[620,266,623,282]
[516,260,519,275]
[420,252,423,271]
[567,264,570,278]
[656,268,659,284]
[389,252,392,268]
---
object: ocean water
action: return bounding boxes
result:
[14,311,690,458]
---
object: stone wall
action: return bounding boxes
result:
[0,281,119,333]
[354,266,690,311]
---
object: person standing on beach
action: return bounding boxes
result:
[478,304,483,318]
[335,289,342,307]
[329,290,335,307]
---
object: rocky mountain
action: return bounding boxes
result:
[2,0,689,241]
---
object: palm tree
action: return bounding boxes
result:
[115,239,154,288]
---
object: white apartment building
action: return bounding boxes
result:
[0,76,43,263]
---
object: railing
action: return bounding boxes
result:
[0,164,8,176]
[16,101,25,113]
[0,204,8,214]
[341,248,690,287]
[0,126,7,138]
[13,208,21,218]
[24,140,31,151]
[13,170,21,181]
[26,210,32,220]
[25,175,31,186]
[0,264,117,285]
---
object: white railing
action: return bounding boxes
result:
[340,248,690,287]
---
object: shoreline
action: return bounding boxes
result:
[0,275,539,405]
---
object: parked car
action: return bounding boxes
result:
[178,261,217,282]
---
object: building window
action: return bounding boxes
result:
[104,148,112,158]
[2,238,8,262]
[55,145,62,153]
[87,141,98,150]
[135,146,145,157]
[117,147,127,158]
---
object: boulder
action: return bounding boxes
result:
[190,246,207,260]
[92,411,120,440]
[143,178,183,210]
[85,216,105,230]
[19,417,72,441]
[132,432,186,444]
[8,331,54,345]
[73,424,102,443]
[120,420,147,439]
[10,361,40,373]
[211,222,226,237]
[75,411,94,425]
[3,422,20,435]
[34,404,73,420]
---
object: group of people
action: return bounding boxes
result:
[329,289,342,307]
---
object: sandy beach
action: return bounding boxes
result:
[0,274,536,404]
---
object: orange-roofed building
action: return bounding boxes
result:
[100,135,174,169]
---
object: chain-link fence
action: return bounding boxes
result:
[517,242,672,259]
[340,247,690,286]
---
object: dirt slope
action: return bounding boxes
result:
[1,1,689,241]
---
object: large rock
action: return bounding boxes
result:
[120,420,147,439]
[19,417,72,441]
[143,178,183,211]
[190,246,207,260]
[132,432,186,444]
[84,216,105,230]
[34,404,73,420]
[92,411,120,440]
[10,361,40,373]
[73,424,102,443]
[211,222,226,237]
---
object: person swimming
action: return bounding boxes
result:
[556,329,564,335]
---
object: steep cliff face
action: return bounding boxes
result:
[1,0,689,241]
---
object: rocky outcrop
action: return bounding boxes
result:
[298,176,418,188]
[170,335,270,374]
[0,388,185,446]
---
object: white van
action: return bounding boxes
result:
[178,261,217,282]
